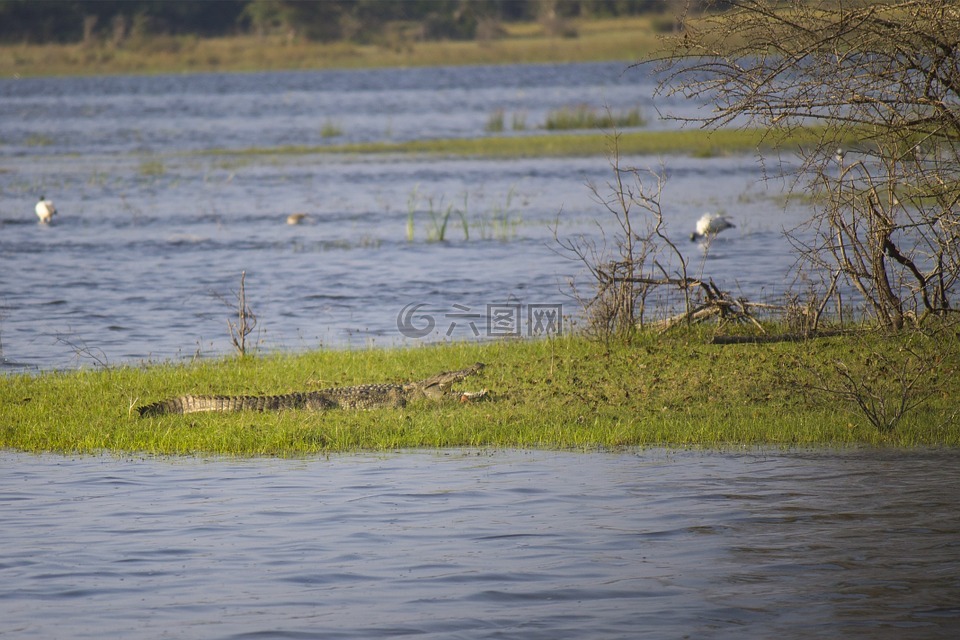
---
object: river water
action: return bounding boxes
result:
[2,448,959,639]
[1,61,806,371]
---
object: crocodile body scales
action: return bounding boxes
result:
[138,363,485,417]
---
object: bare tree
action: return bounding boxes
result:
[651,0,960,328]
[801,338,956,431]
[215,270,259,358]
[556,133,674,337]
[554,131,771,337]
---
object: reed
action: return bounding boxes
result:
[544,105,646,130]
[494,111,528,132]
[406,190,470,242]
[406,186,418,242]
[485,109,506,133]
[405,188,520,242]
[474,187,522,241]
[2,328,958,456]
[487,105,638,133]
[320,119,343,138]
[427,199,456,242]
[513,113,527,131]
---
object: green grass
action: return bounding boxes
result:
[2,329,958,457]
[208,126,860,160]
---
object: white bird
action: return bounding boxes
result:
[35,196,57,224]
[286,213,308,225]
[690,213,734,242]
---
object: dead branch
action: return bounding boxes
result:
[226,270,257,357]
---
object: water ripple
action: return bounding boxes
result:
[1,64,809,371]
[2,449,960,639]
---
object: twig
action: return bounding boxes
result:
[226,271,257,357]
[56,332,109,367]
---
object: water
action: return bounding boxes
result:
[2,448,959,639]
[2,63,698,155]
[1,62,807,371]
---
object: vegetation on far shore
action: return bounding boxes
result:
[1,16,661,78]
[2,328,958,457]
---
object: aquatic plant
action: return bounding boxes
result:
[25,134,53,147]
[405,186,468,242]
[473,187,522,241]
[138,159,166,176]
[424,194,469,243]
[407,187,524,243]
[485,109,528,133]
[511,111,527,131]
[320,119,343,138]
[485,109,505,133]
[544,105,645,131]
[406,185,418,242]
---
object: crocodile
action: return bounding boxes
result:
[137,363,486,417]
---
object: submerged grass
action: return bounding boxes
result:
[3,330,958,457]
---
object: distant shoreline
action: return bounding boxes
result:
[1,16,661,78]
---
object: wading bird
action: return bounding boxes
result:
[35,196,57,224]
[690,212,734,242]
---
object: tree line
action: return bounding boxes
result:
[0,0,693,45]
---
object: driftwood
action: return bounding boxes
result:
[603,270,838,337]
[647,287,776,334]
[604,274,762,332]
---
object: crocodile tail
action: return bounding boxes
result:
[137,393,321,417]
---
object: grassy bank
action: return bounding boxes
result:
[2,330,958,456]
[1,16,659,78]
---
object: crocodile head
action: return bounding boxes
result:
[406,362,485,400]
